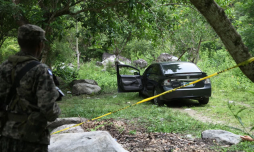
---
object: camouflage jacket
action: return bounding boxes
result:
[0,51,61,144]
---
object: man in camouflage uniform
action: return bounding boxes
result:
[0,24,61,152]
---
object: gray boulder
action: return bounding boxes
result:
[102,55,118,67]
[100,52,131,69]
[49,131,128,152]
[133,59,147,69]
[201,130,242,145]
[51,124,84,134]
[48,117,87,130]
[102,52,114,61]
[102,52,131,64]
[156,53,178,62]
[72,83,101,95]
[70,79,98,87]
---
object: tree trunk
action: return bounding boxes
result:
[190,0,254,82]
[194,37,202,64]
[41,25,52,65]
[177,50,187,61]
[76,21,80,69]
[41,42,51,66]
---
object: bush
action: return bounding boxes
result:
[0,38,19,63]
[197,49,254,92]
[78,60,117,93]
[52,62,78,83]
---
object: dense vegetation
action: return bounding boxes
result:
[1,0,254,151]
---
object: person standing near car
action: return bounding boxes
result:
[0,24,61,152]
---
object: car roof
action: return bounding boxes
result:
[151,61,195,65]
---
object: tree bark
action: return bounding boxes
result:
[40,26,52,65]
[194,37,202,64]
[177,50,187,61]
[190,0,254,82]
[76,21,80,69]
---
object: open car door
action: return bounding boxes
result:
[116,64,143,92]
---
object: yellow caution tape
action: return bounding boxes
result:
[51,57,254,135]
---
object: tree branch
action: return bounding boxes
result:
[158,3,196,9]
[70,1,129,15]
[12,0,29,26]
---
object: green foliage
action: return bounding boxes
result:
[80,48,104,62]
[77,60,117,94]
[128,130,137,135]
[198,49,254,92]
[104,61,117,75]
[228,101,253,139]
[0,0,20,46]
[90,124,105,132]
[50,39,76,65]
[52,62,78,83]
[124,38,156,62]
[234,1,254,55]
[0,38,19,63]
[60,91,254,151]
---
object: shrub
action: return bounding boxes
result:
[52,62,78,83]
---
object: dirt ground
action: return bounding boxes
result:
[82,118,221,152]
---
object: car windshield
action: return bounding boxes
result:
[161,63,201,74]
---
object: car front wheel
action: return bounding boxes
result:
[153,89,164,106]
[198,97,209,104]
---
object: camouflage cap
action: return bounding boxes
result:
[18,24,47,41]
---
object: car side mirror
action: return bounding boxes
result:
[134,72,140,75]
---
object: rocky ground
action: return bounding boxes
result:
[82,118,221,152]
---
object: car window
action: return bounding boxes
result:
[146,66,153,74]
[161,63,201,74]
[118,66,139,75]
[152,65,161,75]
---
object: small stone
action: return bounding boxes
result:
[228,101,234,104]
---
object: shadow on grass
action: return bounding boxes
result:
[165,99,205,108]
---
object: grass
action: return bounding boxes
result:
[191,88,254,134]
[58,90,254,151]
[57,49,254,151]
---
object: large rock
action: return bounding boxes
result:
[48,117,87,130]
[102,52,131,64]
[133,59,147,69]
[102,55,118,67]
[156,53,178,62]
[72,83,101,95]
[102,52,114,61]
[98,52,131,68]
[49,131,128,152]
[201,130,242,145]
[51,124,84,134]
[70,79,98,87]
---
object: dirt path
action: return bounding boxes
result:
[172,108,224,124]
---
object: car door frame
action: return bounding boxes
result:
[142,64,161,96]
[116,64,143,92]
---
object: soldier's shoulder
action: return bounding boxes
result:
[0,60,10,66]
[37,63,49,69]
[35,63,53,76]
[0,60,12,70]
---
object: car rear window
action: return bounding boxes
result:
[161,63,201,74]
